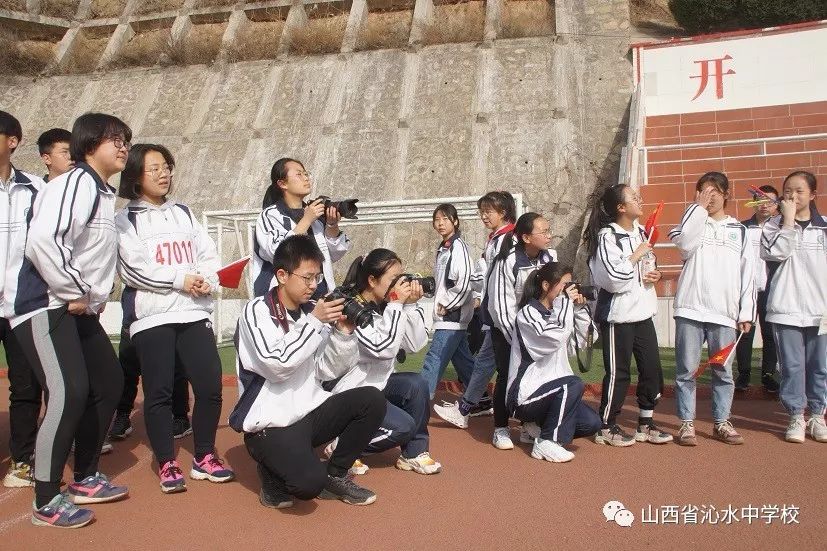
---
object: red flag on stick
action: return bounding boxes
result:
[748,185,781,205]
[644,201,664,244]
[217,256,250,289]
[693,332,744,379]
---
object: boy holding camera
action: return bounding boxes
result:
[230,235,386,508]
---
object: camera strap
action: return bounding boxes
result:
[572,307,595,373]
[266,288,291,334]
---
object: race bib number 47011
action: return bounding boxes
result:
[155,241,194,265]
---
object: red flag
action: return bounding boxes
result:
[748,185,781,205]
[643,201,664,244]
[217,256,250,289]
[693,333,743,379]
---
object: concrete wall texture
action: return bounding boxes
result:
[0,0,639,278]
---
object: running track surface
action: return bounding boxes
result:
[0,386,822,550]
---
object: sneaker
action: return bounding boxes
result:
[492,427,514,450]
[594,425,635,447]
[785,414,806,443]
[100,437,113,455]
[677,421,697,446]
[396,452,442,475]
[190,453,235,483]
[806,416,827,442]
[433,401,469,429]
[173,416,193,439]
[635,420,674,444]
[155,460,186,493]
[3,460,34,488]
[257,464,293,509]
[31,493,94,529]
[469,396,494,417]
[762,374,779,393]
[713,420,744,445]
[109,413,133,440]
[67,472,128,504]
[531,438,575,463]
[319,475,377,505]
[734,372,750,391]
[324,439,369,475]
[519,422,541,444]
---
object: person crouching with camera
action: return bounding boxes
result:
[229,235,386,508]
[582,184,672,448]
[251,158,351,297]
[507,263,603,463]
[322,249,443,475]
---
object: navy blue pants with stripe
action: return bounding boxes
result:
[514,376,601,444]
[365,372,430,458]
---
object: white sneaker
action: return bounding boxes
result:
[806,415,827,442]
[396,452,442,475]
[531,438,575,463]
[433,401,469,429]
[492,427,514,450]
[519,422,541,444]
[785,414,806,443]
[323,438,338,458]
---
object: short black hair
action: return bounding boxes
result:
[37,128,72,156]
[70,112,132,162]
[0,110,23,153]
[118,143,175,200]
[433,203,460,231]
[272,235,324,275]
[758,184,779,196]
[477,191,517,223]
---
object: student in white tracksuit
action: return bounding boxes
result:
[583,183,672,447]
[506,261,602,463]
[761,170,827,443]
[670,171,755,447]
[325,248,441,475]
[252,157,350,298]
[12,113,132,528]
[420,204,475,397]
[115,144,232,494]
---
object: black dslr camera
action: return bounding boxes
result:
[563,282,596,301]
[314,195,359,219]
[324,284,374,328]
[389,273,436,298]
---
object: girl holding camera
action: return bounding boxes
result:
[323,249,442,475]
[506,262,602,463]
[420,204,476,398]
[582,184,672,447]
[252,158,350,298]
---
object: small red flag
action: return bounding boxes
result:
[748,185,781,205]
[217,256,250,289]
[644,201,664,244]
[693,333,743,379]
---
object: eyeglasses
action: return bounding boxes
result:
[291,171,311,180]
[145,165,172,178]
[531,229,553,236]
[289,272,324,286]
[109,137,131,151]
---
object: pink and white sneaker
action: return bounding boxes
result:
[159,460,186,494]
[190,453,235,483]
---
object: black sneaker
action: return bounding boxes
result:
[762,374,779,393]
[109,413,133,440]
[173,417,192,439]
[257,464,293,509]
[468,396,494,417]
[734,372,751,391]
[319,475,377,505]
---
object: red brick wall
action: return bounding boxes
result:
[640,100,827,296]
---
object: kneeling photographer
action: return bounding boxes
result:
[321,249,443,476]
[252,157,355,297]
[229,235,386,508]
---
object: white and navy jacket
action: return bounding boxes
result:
[116,199,220,337]
[486,242,557,344]
[0,167,44,320]
[229,291,359,432]
[433,232,474,330]
[761,207,827,328]
[327,302,427,393]
[742,215,771,293]
[669,204,755,328]
[589,222,658,325]
[252,201,350,297]
[472,226,513,303]
[505,297,593,413]
[13,163,117,327]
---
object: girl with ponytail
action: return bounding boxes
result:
[583,184,672,448]
[251,158,350,297]
[322,249,442,475]
[506,262,602,463]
